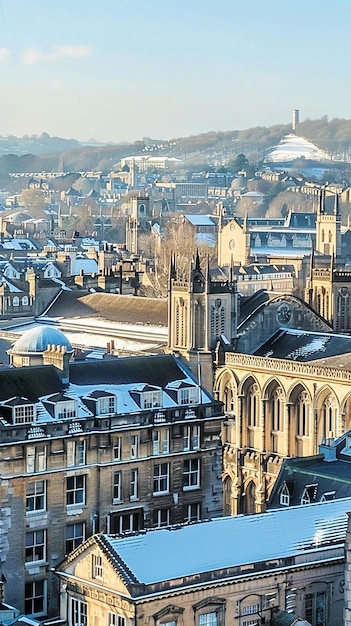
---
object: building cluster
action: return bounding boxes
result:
[3,130,351,625]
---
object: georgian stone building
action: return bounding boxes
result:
[56,498,350,626]
[0,326,223,617]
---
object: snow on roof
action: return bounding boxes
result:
[184,214,216,226]
[266,134,332,164]
[106,497,351,585]
[72,258,98,276]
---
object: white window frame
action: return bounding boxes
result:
[113,437,122,460]
[153,508,170,527]
[66,474,86,507]
[187,502,201,522]
[25,580,47,617]
[183,425,200,451]
[26,480,46,513]
[98,395,116,415]
[130,434,139,459]
[13,403,35,424]
[183,458,200,490]
[153,463,169,495]
[199,613,217,626]
[113,471,122,502]
[66,522,85,554]
[107,613,125,626]
[25,529,46,563]
[143,389,162,409]
[130,468,138,500]
[70,597,87,626]
[67,439,86,467]
[179,386,197,405]
[55,399,76,420]
[92,553,103,580]
[280,483,290,506]
[26,446,47,473]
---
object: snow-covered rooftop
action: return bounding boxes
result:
[106,497,351,585]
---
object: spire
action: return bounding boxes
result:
[318,189,325,215]
[195,249,201,272]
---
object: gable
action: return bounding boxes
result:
[236,294,332,355]
[59,539,132,598]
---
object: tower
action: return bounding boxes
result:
[316,190,341,260]
[168,253,238,391]
[292,109,299,131]
[125,194,150,255]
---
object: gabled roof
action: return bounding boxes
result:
[0,365,63,402]
[253,328,351,362]
[59,498,351,592]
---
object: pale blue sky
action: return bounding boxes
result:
[0,0,350,142]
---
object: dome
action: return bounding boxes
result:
[10,325,73,355]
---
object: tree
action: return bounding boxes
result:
[19,188,46,218]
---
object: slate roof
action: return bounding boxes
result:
[253,328,351,362]
[0,365,63,402]
[47,291,168,326]
[268,456,351,509]
[92,498,351,586]
[68,354,188,389]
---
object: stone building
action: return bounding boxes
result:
[55,497,351,626]
[0,326,223,617]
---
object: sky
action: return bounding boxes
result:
[0,0,350,144]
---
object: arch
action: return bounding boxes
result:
[263,379,285,454]
[315,386,340,443]
[223,475,232,516]
[214,368,238,414]
[243,480,256,515]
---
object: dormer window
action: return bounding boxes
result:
[280,483,291,506]
[301,484,318,505]
[179,386,197,405]
[98,394,116,415]
[1,397,36,424]
[56,399,76,420]
[129,385,162,410]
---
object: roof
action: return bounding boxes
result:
[269,455,351,509]
[184,214,216,227]
[97,497,351,585]
[253,328,351,362]
[46,292,168,326]
[0,365,63,402]
[68,354,189,389]
[9,325,73,355]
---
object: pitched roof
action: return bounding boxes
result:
[91,498,351,587]
[253,328,351,362]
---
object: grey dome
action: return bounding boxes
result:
[11,325,73,355]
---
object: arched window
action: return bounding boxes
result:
[321,395,337,440]
[247,384,259,427]
[22,296,29,306]
[244,481,256,515]
[272,388,283,432]
[13,296,19,307]
[297,391,309,436]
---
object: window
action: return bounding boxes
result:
[26,446,47,473]
[272,388,283,432]
[26,480,46,513]
[110,510,143,534]
[67,440,86,467]
[13,296,19,307]
[153,508,170,527]
[25,580,46,616]
[187,502,201,522]
[242,605,260,615]
[153,463,169,494]
[25,529,46,563]
[130,469,138,500]
[70,598,87,626]
[107,613,125,626]
[113,437,122,460]
[98,395,116,415]
[296,391,309,437]
[130,434,139,459]
[153,429,169,455]
[199,614,217,626]
[143,389,162,409]
[14,403,35,424]
[66,522,85,554]
[247,384,259,427]
[92,553,103,579]
[113,471,122,502]
[305,592,326,626]
[183,425,200,451]
[183,458,200,490]
[179,386,197,405]
[56,399,76,420]
[280,483,291,506]
[66,474,86,506]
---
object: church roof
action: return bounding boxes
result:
[253,328,351,362]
